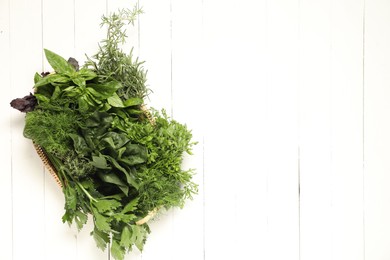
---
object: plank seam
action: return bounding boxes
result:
[362,0,366,259]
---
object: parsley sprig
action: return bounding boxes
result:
[11,6,197,260]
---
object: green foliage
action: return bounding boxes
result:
[17,7,197,260]
[85,6,149,100]
[23,109,79,159]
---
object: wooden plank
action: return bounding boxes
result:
[9,0,46,259]
[107,0,140,57]
[42,0,76,69]
[202,0,268,259]
[73,1,108,259]
[74,0,107,64]
[265,1,300,259]
[329,1,365,259]
[299,1,333,259]
[138,0,172,112]
[105,2,142,259]
[133,1,174,259]
[41,1,79,259]
[0,0,13,259]
[364,0,390,258]
[170,0,204,259]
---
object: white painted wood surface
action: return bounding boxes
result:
[1,0,390,259]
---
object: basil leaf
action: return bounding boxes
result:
[78,68,97,80]
[34,93,50,103]
[71,75,86,88]
[34,73,70,88]
[88,81,122,97]
[44,49,75,75]
[34,72,41,84]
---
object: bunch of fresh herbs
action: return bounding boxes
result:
[10,7,196,260]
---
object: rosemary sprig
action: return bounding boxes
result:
[86,6,149,100]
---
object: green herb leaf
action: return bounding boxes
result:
[91,227,110,251]
[33,93,50,103]
[75,210,88,231]
[92,154,111,169]
[78,68,97,80]
[69,134,90,155]
[93,208,111,232]
[93,199,121,213]
[123,97,143,107]
[98,172,129,196]
[108,93,125,107]
[88,81,122,98]
[120,226,133,248]
[34,72,41,84]
[71,75,86,88]
[111,240,125,260]
[34,73,70,88]
[44,49,76,75]
[131,225,146,251]
[122,198,139,214]
[64,185,77,211]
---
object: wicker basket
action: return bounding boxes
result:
[33,104,157,225]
